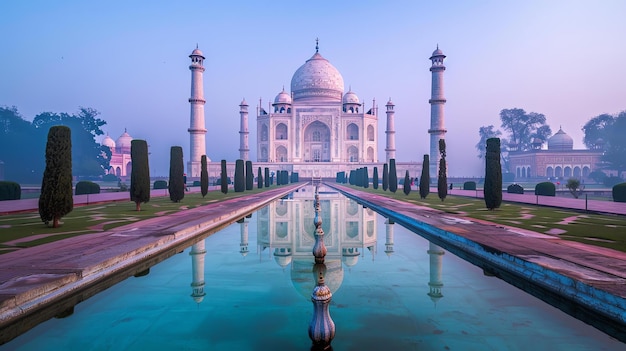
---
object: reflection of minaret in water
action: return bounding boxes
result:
[427,241,445,305]
[384,219,394,257]
[190,239,207,304]
[239,218,249,257]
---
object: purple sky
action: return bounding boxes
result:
[1,0,625,176]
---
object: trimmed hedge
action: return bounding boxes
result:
[463,181,476,190]
[0,181,21,200]
[102,174,118,182]
[535,182,556,196]
[507,183,524,194]
[193,181,201,186]
[613,182,626,203]
[153,180,168,189]
[75,181,101,195]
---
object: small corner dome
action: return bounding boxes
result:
[274,89,292,104]
[116,130,133,149]
[343,90,360,104]
[548,128,573,151]
[102,135,115,148]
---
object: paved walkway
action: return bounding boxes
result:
[0,184,304,344]
[330,183,626,336]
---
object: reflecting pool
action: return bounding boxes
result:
[5,185,624,350]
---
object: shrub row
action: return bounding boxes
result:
[507,184,524,194]
[0,181,21,200]
[75,181,101,195]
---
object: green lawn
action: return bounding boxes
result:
[344,185,626,253]
[0,186,275,254]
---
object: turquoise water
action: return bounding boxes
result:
[5,187,624,350]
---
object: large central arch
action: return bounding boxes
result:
[303,121,331,162]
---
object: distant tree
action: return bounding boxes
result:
[234,159,245,192]
[476,125,502,160]
[168,146,185,202]
[264,167,270,188]
[601,112,626,178]
[437,139,448,201]
[0,106,45,182]
[200,155,208,197]
[403,170,411,195]
[499,108,552,152]
[245,160,254,190]
[220,160,228,194]
[419,155,430,199]
[382,163,389,191]
[372,167,379,189]
[39,126,73,228]
[389,159,398,193]
[582,113,614,150]
[565,178,584,199]
[484,138,502,210]
[130,139,150,211]
[257,167,263,189]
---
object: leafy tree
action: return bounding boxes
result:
[234,159,245,192]
[419,155,430,199]
[601,111,626,178]
[372,167,379,189]
[257,167,263,189]
[264,167,270,188]
[168,146,185,202]
[200,155,208,197]
[382,163,389,191]
[403,170,411,195]
[565,178,584,199]
[582,113,614,150]
[39,126,73,228]
[245,160,254,190]
[0,106,45,182]
[484,138,502,210]
[438,139,448,201]
[476,125,502,160]
[220,160,228,194]
[499,108,551,151]
[130,140,150,210]
[389,159,398,193]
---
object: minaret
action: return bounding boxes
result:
[385,98,396,162]
[239,217,249,257]
[188,46,207,177]
[239,99,249,160]
[189,239,207,304]
[427,241,445,305]
[428,45,447,178]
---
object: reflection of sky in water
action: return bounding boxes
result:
[6,187,623,350]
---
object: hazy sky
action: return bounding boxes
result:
[1,0,625,176]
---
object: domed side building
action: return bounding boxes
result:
[254,45,385,178]
[507,127,603,180]
[101,129,134,178]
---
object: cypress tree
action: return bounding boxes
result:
[372,167,379,189]
[130,139,150,210]
[363,167,369,188]
[234,159,245,192]
[39,126,73,228]
[419,154,430,199]
[437,139,448,201]
[220,159,228,194]
[403,170,411,195]
[484,138,503,210]
[382,163,389,191]
[389,159,398,193]
[245,160,254,190]
[168,146,185,202]
[264,167,270,187]
[257,167,263,189]
[200,155,208,197]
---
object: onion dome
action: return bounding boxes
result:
[342,89,360,104]
[291,51,344,102]
[547,127,573,151]
[116,129,133,150]
[102,134,115,148]
[274,88,292,104]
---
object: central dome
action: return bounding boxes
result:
[548,128,573,151]
[290,52,344,102]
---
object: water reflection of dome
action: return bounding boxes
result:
[342,247,360,267]
[291,258,343,299]
[274,247,293,267]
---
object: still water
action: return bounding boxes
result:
[5,186,623,350]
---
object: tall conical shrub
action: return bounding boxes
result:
[264,167,270,188]
[234,159,245,192]
[419,154,430,199]
[437,139,448,201]
[39,126,73,228]
[245,160,253,190]
[403,170,411,195]
[130,139,150,210]
[382,163,389,191]
[389,159,397,193]
[200,155,208,197]
[484,138,502,210]
[257,167,263,189]
[168,146,185,202]
[373,167,379,189]
[220,159,228,194]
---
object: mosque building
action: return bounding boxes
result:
[101,129,134,178]
[507,127,603,180]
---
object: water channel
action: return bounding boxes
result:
[5,185,624,350]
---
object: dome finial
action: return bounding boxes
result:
[315,37,319,53]
[196,43,198,49]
